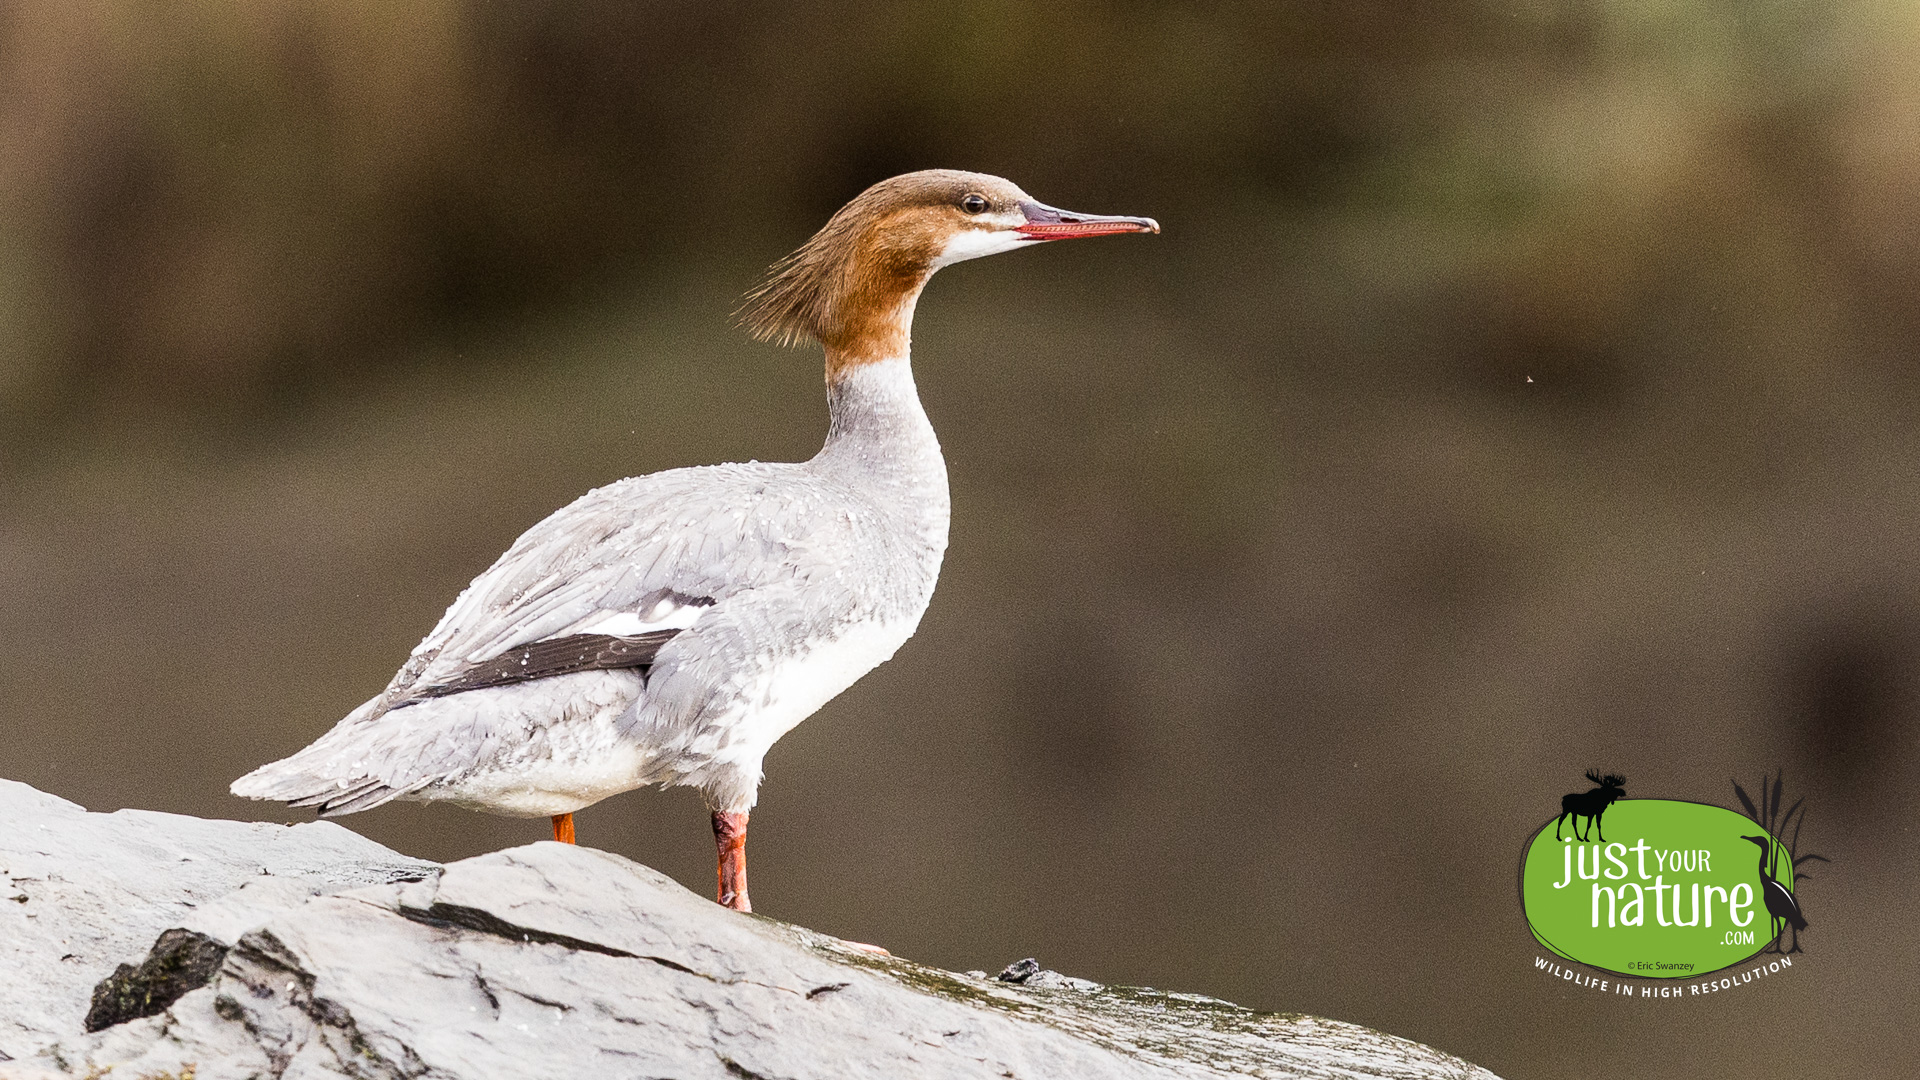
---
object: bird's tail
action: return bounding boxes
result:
[230,696,415,817]
[231,764,408,817]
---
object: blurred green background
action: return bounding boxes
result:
[3,2,1915,1075]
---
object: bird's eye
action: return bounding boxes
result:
[960,193,989,214]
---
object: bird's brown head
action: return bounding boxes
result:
[739,169,1158,375]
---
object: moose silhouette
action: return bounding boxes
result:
[1555,771,1626,842]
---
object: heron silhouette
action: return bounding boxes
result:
[1732,771,1826,955]
[1741,834,1807,953]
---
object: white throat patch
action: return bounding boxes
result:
[932,226,1035,268]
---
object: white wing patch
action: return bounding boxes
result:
[571,594,710,637]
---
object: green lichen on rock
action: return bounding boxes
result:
[82,929,229,1033]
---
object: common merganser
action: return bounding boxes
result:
[232,169,1158,912]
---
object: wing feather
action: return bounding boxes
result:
[400,629,683,705]
[379,462,829,703]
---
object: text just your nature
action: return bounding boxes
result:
[1553,837,1756,936]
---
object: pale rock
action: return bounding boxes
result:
[0,780,1498,1079]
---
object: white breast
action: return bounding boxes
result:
[717,615,922,767]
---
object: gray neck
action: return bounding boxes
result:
[812,356,948,507]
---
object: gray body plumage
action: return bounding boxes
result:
[233,168,1155,865]
[233,358,948,817]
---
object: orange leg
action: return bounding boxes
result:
[551,813,576,844]
[712,810,750,911]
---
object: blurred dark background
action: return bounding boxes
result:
[3,2,1915,1075]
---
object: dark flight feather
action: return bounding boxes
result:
[399,629,685,706]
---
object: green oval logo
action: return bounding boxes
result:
[1520,800,1794,978]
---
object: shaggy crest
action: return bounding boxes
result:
[737,169,1028,354]
[736,230,846,349]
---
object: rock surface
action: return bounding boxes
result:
[0,780,1498,1079]
[0,779,435,1058]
